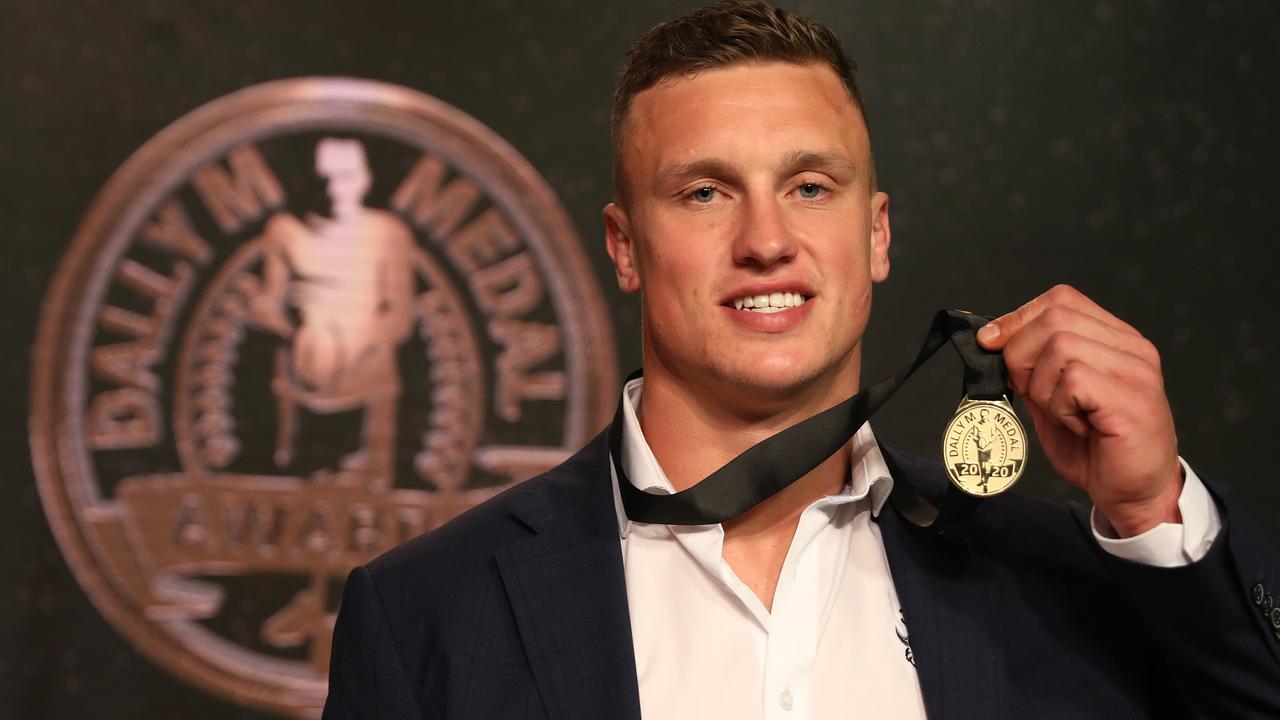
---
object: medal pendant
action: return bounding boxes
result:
[940,395,1027,496]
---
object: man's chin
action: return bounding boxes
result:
[712,361,853,412]
[728,370,811,396]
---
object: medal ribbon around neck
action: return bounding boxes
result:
[612,309,1021,528]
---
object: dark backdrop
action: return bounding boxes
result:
[2,1,1277,717]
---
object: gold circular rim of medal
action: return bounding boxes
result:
[940,395,1027,497]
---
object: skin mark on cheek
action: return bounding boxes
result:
[849,286,872,317]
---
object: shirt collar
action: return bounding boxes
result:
[611,376,895,538]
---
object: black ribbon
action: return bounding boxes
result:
[612,309,1011,528]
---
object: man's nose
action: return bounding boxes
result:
[732,193,798,268]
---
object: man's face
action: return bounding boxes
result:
[605,61,891,411]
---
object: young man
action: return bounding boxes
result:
[323,3,1280,718]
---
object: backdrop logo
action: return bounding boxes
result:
[30,78,616,717]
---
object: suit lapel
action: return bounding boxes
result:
[494,433,642,720]
[878,447,1008,720]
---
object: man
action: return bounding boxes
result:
[323,3,1280,718]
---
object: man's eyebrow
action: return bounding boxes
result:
[652,158,738,191]
[780,151,859,179]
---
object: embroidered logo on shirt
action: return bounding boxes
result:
[895,610,916,666]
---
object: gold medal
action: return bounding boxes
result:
[941,395,1027,496]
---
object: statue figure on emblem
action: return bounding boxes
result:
[249,138,416,490]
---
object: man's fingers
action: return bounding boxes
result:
[1045,361,1106,437]
[1045,361,1151,441]
[978,284,1140,349]
[1004,307,1162,396]
[1022,331,1162,413]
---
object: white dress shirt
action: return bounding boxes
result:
[611,377,1221,720]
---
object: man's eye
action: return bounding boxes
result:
[689,186,717,203]
[796,183,825,200]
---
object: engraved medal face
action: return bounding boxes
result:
[940,396,1027,496]
[30,78,616,718]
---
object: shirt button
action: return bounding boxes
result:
[778,690,794,711]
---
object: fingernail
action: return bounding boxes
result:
[977,323,1000,344]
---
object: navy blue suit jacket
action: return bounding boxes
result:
[322,431,1280,718]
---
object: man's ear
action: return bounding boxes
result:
[604,202,642,293]
[869,191,891,283]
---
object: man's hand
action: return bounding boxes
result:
[976,285,1183,537]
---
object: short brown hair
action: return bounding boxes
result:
[611,0,870,203]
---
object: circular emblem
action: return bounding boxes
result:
[940,396,1026,496]
[30,78,616,717]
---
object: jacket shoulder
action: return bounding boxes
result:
[361,430,611,599]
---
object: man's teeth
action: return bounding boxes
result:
[732,292,807,312]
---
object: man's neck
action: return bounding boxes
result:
[635,365,858,536]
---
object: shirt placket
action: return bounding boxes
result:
[760,505,833,719]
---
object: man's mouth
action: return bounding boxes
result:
[730,292,809,313]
